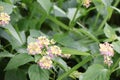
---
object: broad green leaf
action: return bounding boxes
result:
[53,33,89,52]
[93,0,108,17]
[53,57,69,71]
[112,41,120,54]
[5,69,27,80]
[0,1,14,14]
[27,36,36,44]
[30,29,45,37]
[104,23,117,40]
[4,24,23,45]
[76,29,99,43]
[20,31,26,44]
[67,8,80,21]
[5,53,34,70]
[101,0,113,6]
[57,56,92,80]
[53,5,66,17]
[0,51,14,58]
[79,64,110,80]
[0,28,22,49]
[28,64,49,80]
[37,0,52,13]
[61,47,90,56]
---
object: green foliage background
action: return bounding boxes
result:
[0,0,120,80]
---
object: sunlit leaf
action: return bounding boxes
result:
[4,24,23,45]
[52,5,66,17]
[0,1,14,14]
[37,0,52,13]
[67,8,80,21]
[101,0,113,6]
[104,23,117,41]
[112,41,120,54]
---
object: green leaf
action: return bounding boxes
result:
[53,57,68,71]
[27,36,36,44]
[57,56,92,80]
[61,47,90,56]
[53,5,66,17]
[54,33,89,52]
[112,41,120,54]
[0,51,14,58]
[0,28,22,49]
[93,0,108,17]
[28,64,49,80]
[101,0,113,6]
[30,29,45,37]
[104,23,117,40]
[5,53,34,70]
[4,24,23,45]
[67,8,80,21]
[79,64,110,80]
[0,1,14,14]
[5,69,27,80]
[37,0,52,13]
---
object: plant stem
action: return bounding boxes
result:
[98,0,120,31]
[111,58,120,73]
[48,15,69,30]
[69,6,80,28]
[57,56,92,80]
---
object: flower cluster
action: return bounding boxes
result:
[83,0,91,8]
[27,36,71,69]
[99,42,114,66]
[0,12,10,26]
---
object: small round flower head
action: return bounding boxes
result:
[49,45,62,56]
[50,39,56,44]
[99,42,114,57]
[61,53,71,59]
[38,56,52,69]
[37,36,50,47]
[104,55,113,66]
[83,0,91,8]
[27,42,42,55]
[0,12,10,26]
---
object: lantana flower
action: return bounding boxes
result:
[38,56,52,69]
[37,36,50,47]
[27,42,42,55]
[99,42,114,57]
[27,36,71,69]
[83,0,91,8]
[49,45,62,56]
[99,42,114,66]
[0,12,10,26]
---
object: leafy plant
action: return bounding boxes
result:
[0,0,120,80]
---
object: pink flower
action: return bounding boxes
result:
[99,42,114,57]
[0,12,10,26]
[38,56,52,69]
[83,0,91,8]
[27,42,42,55]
